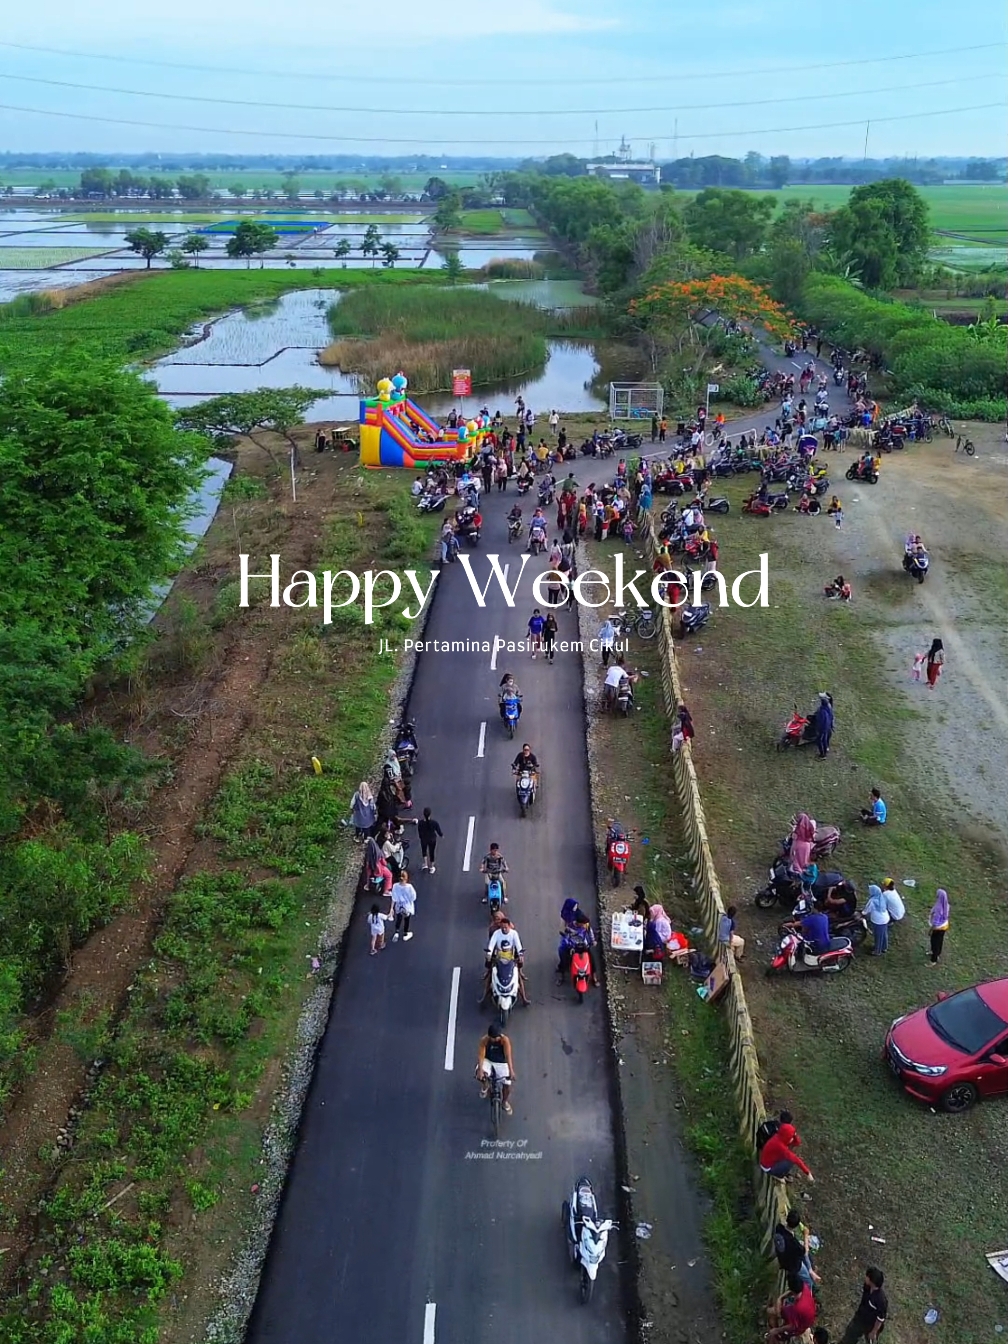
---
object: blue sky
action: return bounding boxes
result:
[0,0,1005,158]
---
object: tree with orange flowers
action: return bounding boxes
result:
[630,274,793,372]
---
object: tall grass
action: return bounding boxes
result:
[479,259,545,280]
[321,285,596,391]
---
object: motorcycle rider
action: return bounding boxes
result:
[480,842,509,903]
[475,1023,515,1114]
[498,672,523,723]
[512,743,539,784]
[799,903,831,956]
[480,914,530,1006]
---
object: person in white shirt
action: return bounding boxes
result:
[367,903,389,955]
[603,658,635,710]
[481,916,530,1005]
[549,409,559,436]
[598,616,617,667]
[882,879,905,926]
[390,869,417,942]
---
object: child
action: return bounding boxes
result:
[368,903,388,955]
[911,650,926,682]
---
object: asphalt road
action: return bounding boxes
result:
[248,486,630,1343]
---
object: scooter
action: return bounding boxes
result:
[781,816,841,862]
[515,768,537,818]
[706,496,730,514]
[742,494,773,517]
[777,707,817,752]
[491,956,519,1024]
[501,693,521,739]
[779,898,868,947]
[417,492,447,513]
[766,930,854,976]
[845,462,879,484]
[507,516,523,544]
[517,476,532,496]
[680,602,711,636]
[485,874,505,918]
[606,823,631,887]
[569,936,593,1004]
[563,1177,616,1304]
[528,525,547,555]
[902,549,929,584]
[615,678,634,718]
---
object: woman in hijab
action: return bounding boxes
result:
[646,903,673,953]
[929,889,950,964]
[790,813,816,873]
[350,781,377,840]
[926,638,945,689]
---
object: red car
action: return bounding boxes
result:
[885,978,1008,1113]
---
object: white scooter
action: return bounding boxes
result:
[491,956,519,1025]
[563,1176,616,1304]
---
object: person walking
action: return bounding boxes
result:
[367,903,389,955]
[925,637,944,688]
[350,781,377,840]
[389,867,417,942]
[864,884,890,956]
[658,416,668,443]
[837,1267,887,1344]
[549,409,559,437]
[543,610,559,664]
[928,888,950,964]
[651,412,659,443]
[598,615,617,668]
[816,692,834,759]
[417,807,443,874]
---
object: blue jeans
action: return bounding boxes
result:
[872,922,889,954]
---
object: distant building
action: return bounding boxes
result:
[586,136,661,187]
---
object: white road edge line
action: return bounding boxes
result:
[462,816,476,872]
[490,635,502,671]
[444,968,461,1071]
[424,1302,436,1344]
[476,721,486,758]
[502,563,509,584]
[790,359,802,369]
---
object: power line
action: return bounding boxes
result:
[0,68,1000,119]
[0,98,1002,147]
[0,37,1002,89]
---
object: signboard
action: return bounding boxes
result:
[706,383,720,394]
[452,368,472,397]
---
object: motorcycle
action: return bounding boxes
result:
[706,495,730,514]
[456,507,482,545]
[569,935,593,1004]
[777,706,817,752]
[679,602,711,636]
[766,930,854,976]
[781,815,841,862]
[417,492,447,513]
[563,1177,616,1304]
[902,549,929,584]
[766,490,790,511]
[606,823,631,887]
[539,480,555,506]
[394,721,418,779]
[515,768,537,818]
[485,874,505,918]
[779,897,868,947]
[528,525,547,555]
[824,578,851,601]
[615,677,634,718]
[517,475,532,495]
[845,461,879,485]
[742,494,773,517]
[507,516,523,544]
[501,693,521,739]
[491,956,519,1024]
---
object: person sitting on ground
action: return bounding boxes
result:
[765,1271,818,1343]
[860,788,887,827]
[759,1119,814,1182]
[717,905,745,960]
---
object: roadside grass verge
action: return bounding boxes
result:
[585,535,770,1343]
[0,267,453,365]
[0,452,438,1344]
[674,474,1008,1342]
[320,284,598,391]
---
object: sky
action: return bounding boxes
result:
[0,0,1005,160]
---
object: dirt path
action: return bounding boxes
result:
[0,437,344,1286]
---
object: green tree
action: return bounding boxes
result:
[181,233,209,267]
[683,188,776,260]
[378,173,402,198]
[423,176,451,200]
[124,227,169,268]
[441,249,464,283]
[433,194,462,232]
[79,167,115,198]
[35,178,58,197]
[225,221,278,268]
[768,155,791,189]
[176,173,212,200]
[333,238,352,266]
[380,242,400,268]
[228,180,248,200]
[174,388,322,468]
[828,178,929,288]
[361,223,382,266]
[281,172,301,202]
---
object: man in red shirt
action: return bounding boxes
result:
[759,1121,814,1182]
[766,1272,818,1342]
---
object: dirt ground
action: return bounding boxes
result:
[0,436,375,1307]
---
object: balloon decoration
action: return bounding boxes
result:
[376,376,393,402]
[391,372,408,393]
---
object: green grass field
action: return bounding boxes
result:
[0,246,114,269]
[738,183,1008,236]
[4,168,484,193]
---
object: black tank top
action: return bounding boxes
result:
[485,1038,507,1065]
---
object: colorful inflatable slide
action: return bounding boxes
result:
[359,374,483,468]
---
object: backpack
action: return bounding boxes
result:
[756,1117,780,1151]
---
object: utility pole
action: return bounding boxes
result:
[672,117,678,161]
[594,120,599,160]
[863,121,871,162]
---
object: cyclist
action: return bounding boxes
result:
[480,842,509,902]
[476,1023,515,1114]
[480,914,530,1006]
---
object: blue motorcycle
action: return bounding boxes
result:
[486,875,505,917]
[502,693,521,739]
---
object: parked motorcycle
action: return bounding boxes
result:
[777,707,817,752]
[766,929,854,975]
[679,602,711,636]
[563,1177,616,1304]
[781,815,841,862]
[515,768,537,818]
[491,956,519,1024]
[394,720,418,779]
[606,822,631,887]
[417,492,447,513]
[743,494,773,517]
[706,495,730,514]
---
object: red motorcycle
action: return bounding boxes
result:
[742,494,772,517]
[606,823,631,888]
[570,937,593,1004]
[777,706,816,751]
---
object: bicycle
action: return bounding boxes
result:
[954,435,976,458]
[937,414,955,439]
[614,607,657,640]
[488,1068,504,1138]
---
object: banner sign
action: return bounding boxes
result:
[452,369,472,397]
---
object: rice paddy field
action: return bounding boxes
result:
[0,246,115,269]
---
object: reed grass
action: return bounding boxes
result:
[479,259,545,280]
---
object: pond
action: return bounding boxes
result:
[148,287,613,418]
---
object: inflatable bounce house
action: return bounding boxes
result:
[359,374,485,468]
